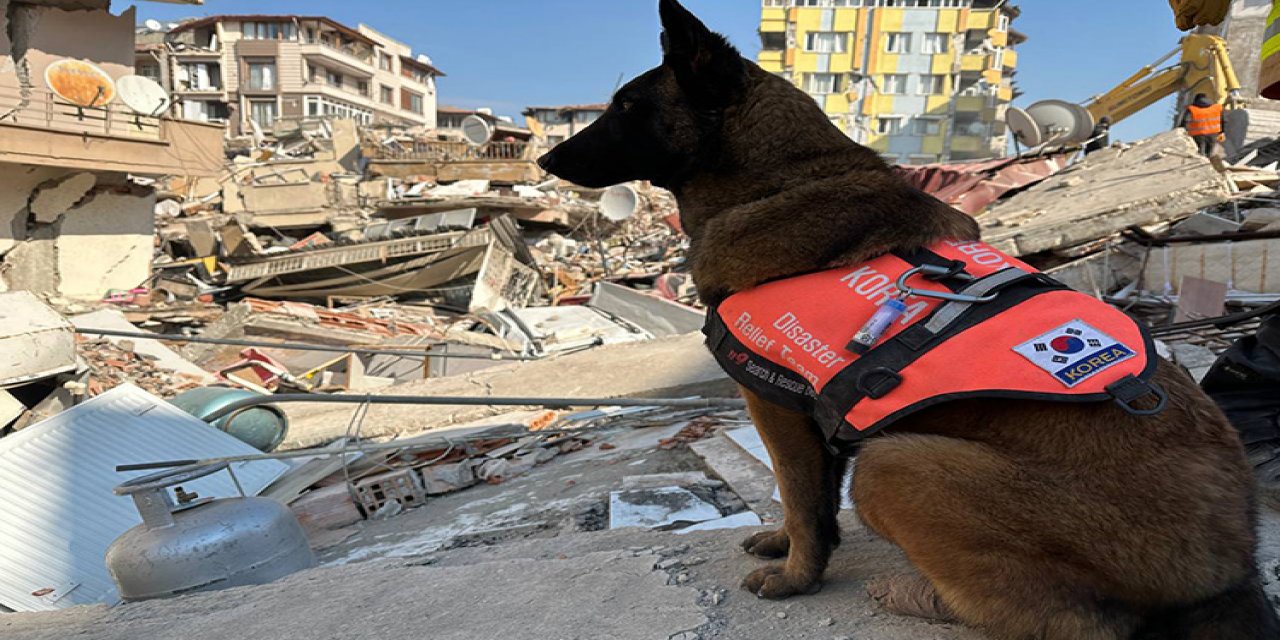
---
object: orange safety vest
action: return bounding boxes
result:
[1186,103,1224,136]
[703,240,1164,455]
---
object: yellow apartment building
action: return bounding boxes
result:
[757,0,1025,164]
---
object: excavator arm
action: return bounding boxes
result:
[1009,34,1245,148]
[1086,34,1244,125]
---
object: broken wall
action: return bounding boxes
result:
[0,163,154,299]
[0,1,135,94]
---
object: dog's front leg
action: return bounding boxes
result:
[739,387,839,599]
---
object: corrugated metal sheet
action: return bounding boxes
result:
[895,153,1073,214]
[0,385,288,612]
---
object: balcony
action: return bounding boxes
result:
[299,42,376,78]
[0,85,225,177]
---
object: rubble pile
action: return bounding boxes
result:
[9,107,1280,621]
[77,337,205,398]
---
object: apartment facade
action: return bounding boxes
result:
[154,15,443,134]
[0,0,223,301]
[757,0,1024,164]
[522,104,608,146]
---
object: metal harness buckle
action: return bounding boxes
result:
[895,263,998,304]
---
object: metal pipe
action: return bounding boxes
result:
[200,393,747,424]
[74,327,535,361]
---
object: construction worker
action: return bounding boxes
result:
[1179,93,1225,156]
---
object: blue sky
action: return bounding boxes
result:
[136,0,1192,142]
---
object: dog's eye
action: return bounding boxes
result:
[618,100,634,113]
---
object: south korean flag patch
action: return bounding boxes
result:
[1013,320,1137,388]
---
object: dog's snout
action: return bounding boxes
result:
[537,151,556,172]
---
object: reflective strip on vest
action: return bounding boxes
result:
[703,239,1157,452]
[1186,104,1223,136]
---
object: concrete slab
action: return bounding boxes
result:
[980,129,1231,256]
[0,552,707,640]
[56,191,154,300]
[280,333,734,449]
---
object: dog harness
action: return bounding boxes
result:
[702,239,1165,455]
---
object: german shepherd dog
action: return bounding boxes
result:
[539,2,1280,638]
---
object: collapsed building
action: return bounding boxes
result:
[0,0,222,299]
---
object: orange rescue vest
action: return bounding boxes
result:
[1186,104,1224,136]
[703,240,1164,455]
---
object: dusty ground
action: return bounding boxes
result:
[4,412,1279,640]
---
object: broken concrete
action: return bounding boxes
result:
[29,172,94,224]
[55,190,154,300]
[980,130,1231,256]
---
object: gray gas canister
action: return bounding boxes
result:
[105,463,315,601]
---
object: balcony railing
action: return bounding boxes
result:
[371,140,532,162]
[0,85,164,142]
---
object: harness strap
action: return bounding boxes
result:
[922,267,1033,334]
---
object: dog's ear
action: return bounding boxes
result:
[659,0,745,108]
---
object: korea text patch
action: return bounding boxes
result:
[1013,320,1136,388]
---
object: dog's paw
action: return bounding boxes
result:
[741,529,789,559]
[741,565,822,600]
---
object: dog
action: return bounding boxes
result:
[538,2,1280,638]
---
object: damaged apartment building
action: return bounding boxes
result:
[0,0,222,300]
[758,0,1024,164]
[136,14,444,134]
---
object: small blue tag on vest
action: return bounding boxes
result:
[1012,320,1136,387]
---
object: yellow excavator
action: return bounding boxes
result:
[1007,34,1247,150]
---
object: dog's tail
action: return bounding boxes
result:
[1136,571,1279,640]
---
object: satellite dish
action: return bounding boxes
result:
[116,75,171,116]
[45,59,116,108]
[461,114,494,147]
[1006,106,1042,148]
[144,18,163,32]
[166,22,181,31]
[1023,99,1094,147]
[600,184,640,222]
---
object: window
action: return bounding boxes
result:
[380,85,395,105]
[137,61,160,82]
[180,63,221,90]
[303,96,373,124]
[547,135,566,145]
[884,32,911,54]
[919,74,947,95]
[876,116,905,134]
[575,111,601,124]
[760,32,786,51]
[992,47,1006,70]
[805,72,843,94]
[357,80,369,96]
[922,33,949,54]
[805,32,847,53]
[914,118,943,135]
[326,69,343,87]
[247,60,276,90]
[249,100,277,127]
[880,74,907,94]
[908,154,938,165]
[402,90,424,114]
[379,53,393,71]
[242,21,295,40]
[997,13,1011,32]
